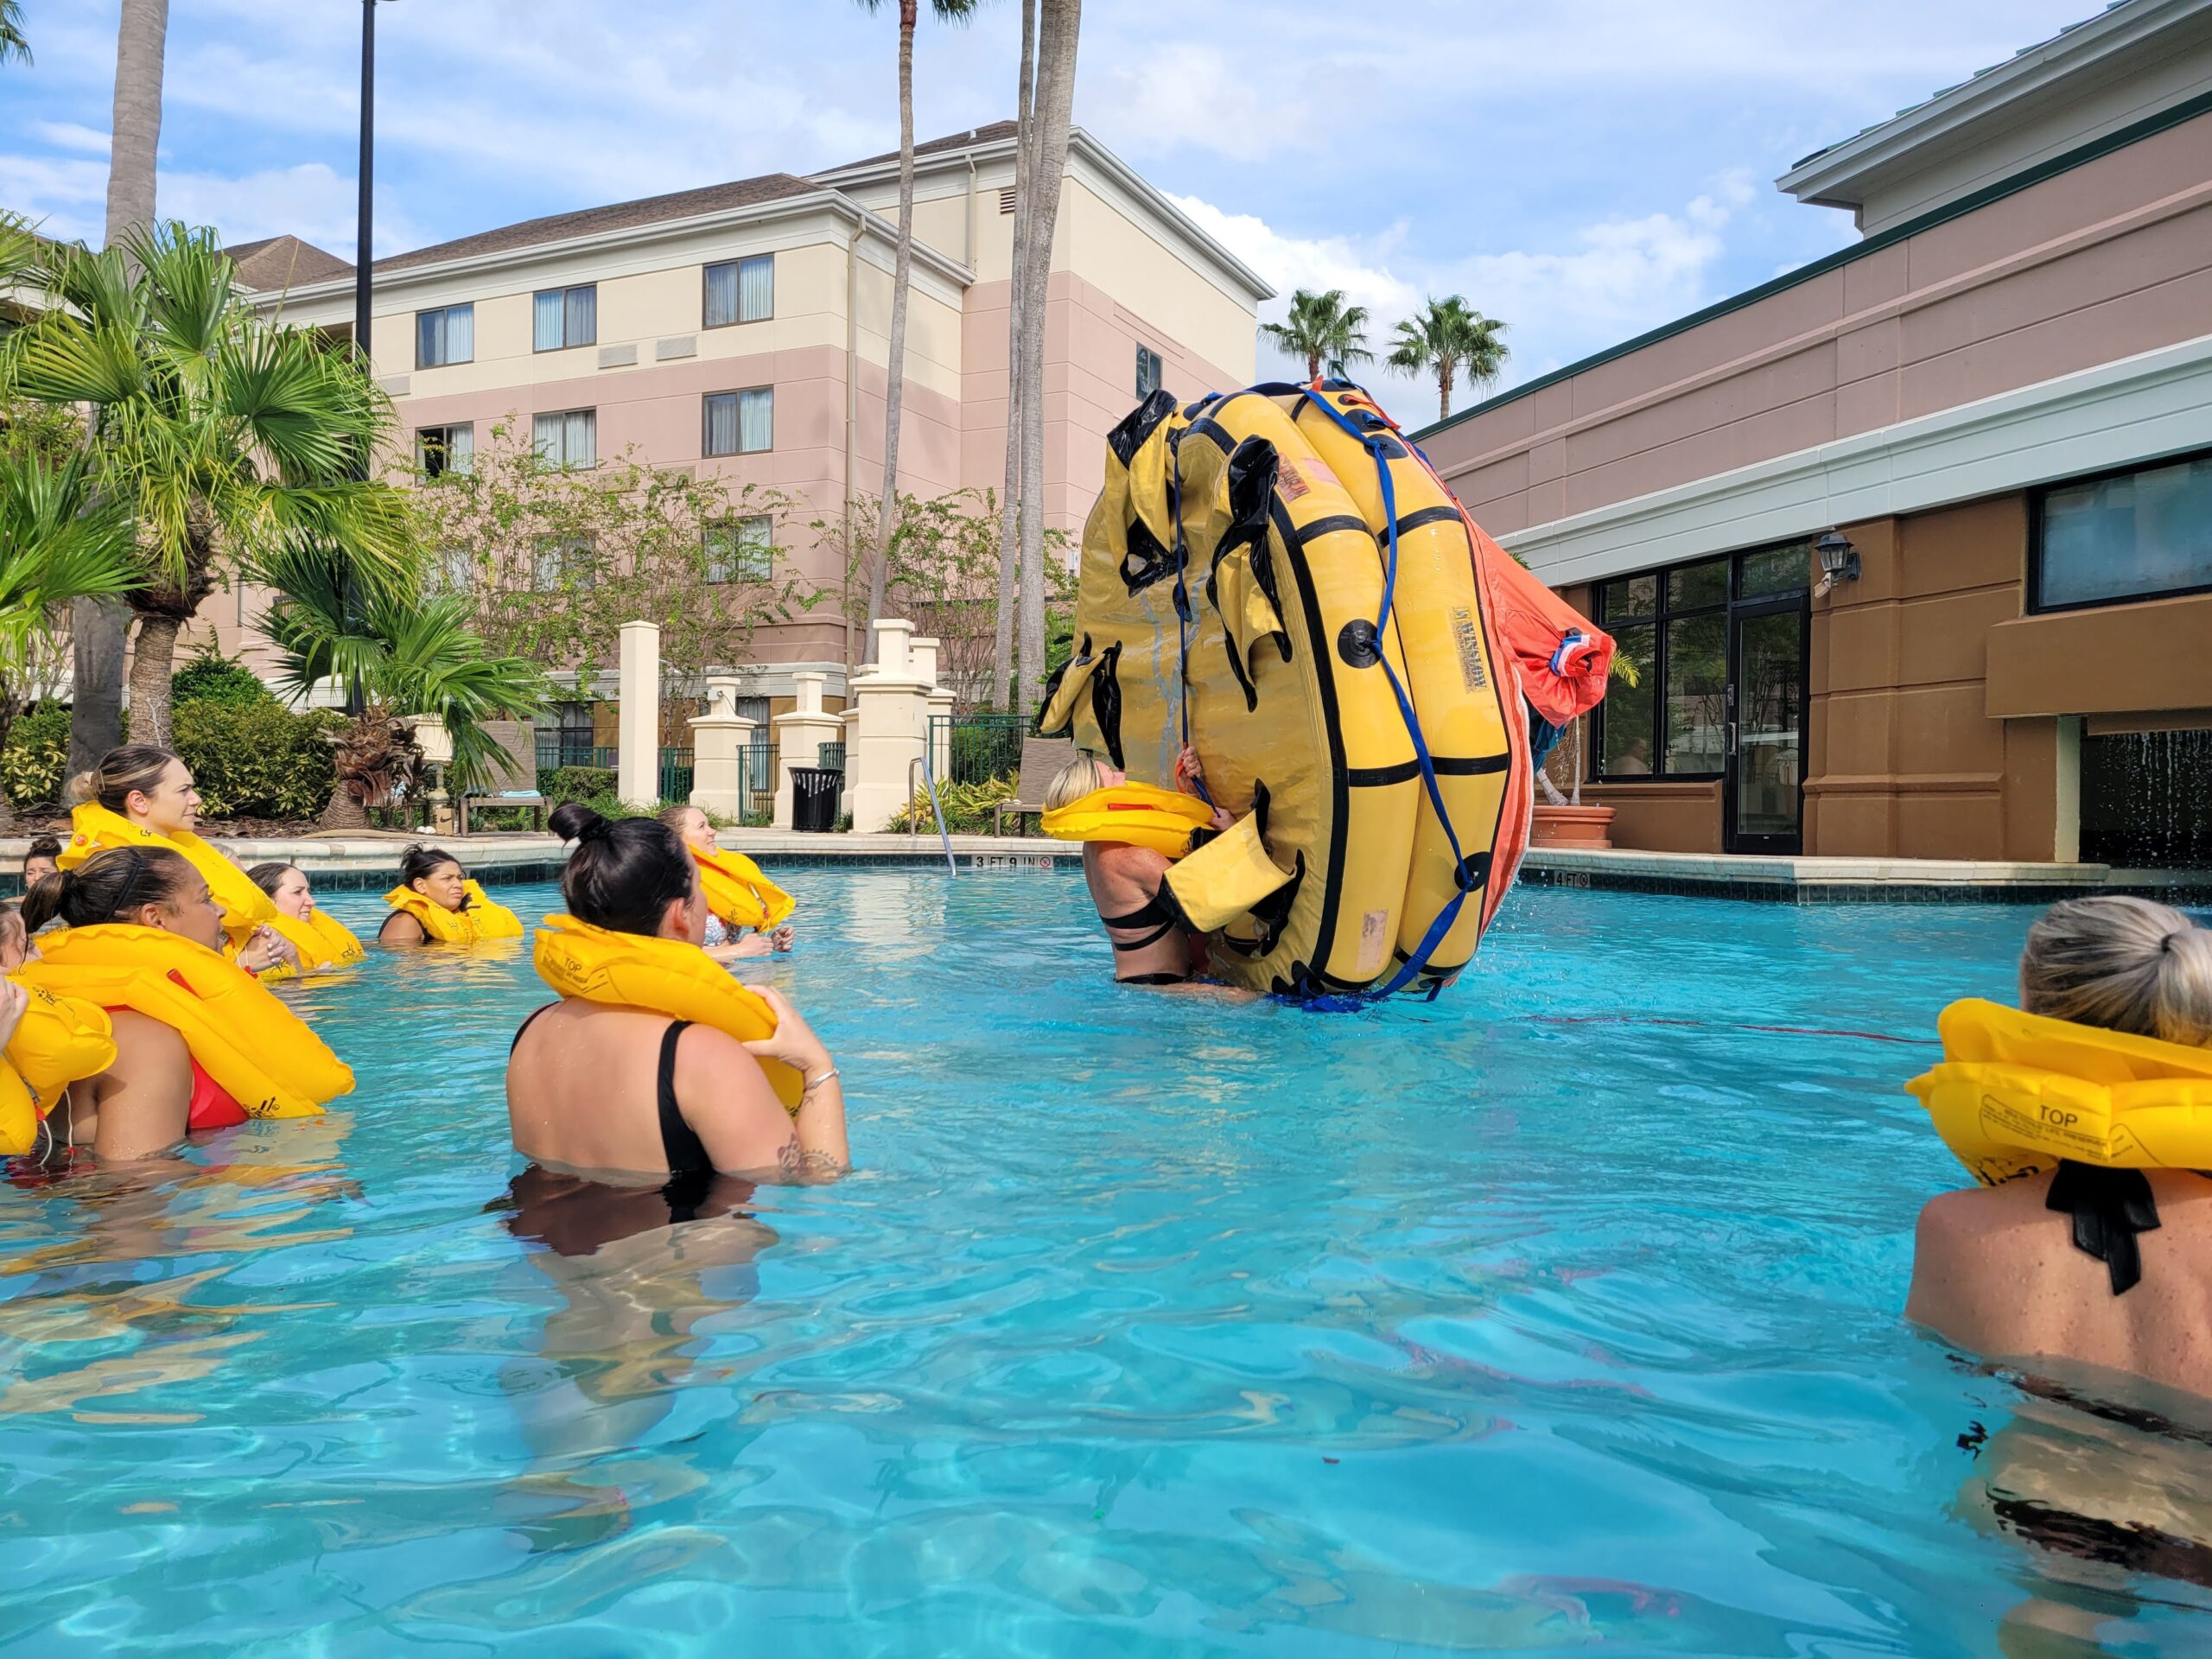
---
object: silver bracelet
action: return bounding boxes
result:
[804,1067,838,1092]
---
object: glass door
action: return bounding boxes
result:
[1726,604,1806,854]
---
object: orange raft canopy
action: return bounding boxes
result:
[1040,378,1611,1000]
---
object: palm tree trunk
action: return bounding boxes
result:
[72,0,168,778]
[864,0,919,665]
[1014,0,1079,711]
[1307,349,1320,382]
[992,0,1036,711]
[1438,358,1453,424]
[125,612,179,748]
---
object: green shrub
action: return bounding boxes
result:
[887,770,1016,835]
[170,643,277,710]
[541,765,617,804]
[3,703,71,810]
[172,702,345,819]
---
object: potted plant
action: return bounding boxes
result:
[1532,652,1640,849]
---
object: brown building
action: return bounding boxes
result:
[1414,0,2212,868]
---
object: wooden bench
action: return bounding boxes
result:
[993,735,1075,836]
[457,720,548,835]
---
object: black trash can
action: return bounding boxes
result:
[791,766,840,833]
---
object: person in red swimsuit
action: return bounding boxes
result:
[21,846,237,1160]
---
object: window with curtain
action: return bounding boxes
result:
[705,254,773,327]
[532,534,594,591]
[702,392,739,458]
[738,387,772,453]
[417,423,474,479]
[430,544,476,594]
[415,303,474,369]
[2035,451,2212,611]
[703,515,774,583]
[533,409,596,468]
[1136,344,1164,398]
[532,284,596,352]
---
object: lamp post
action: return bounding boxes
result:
[346,0,388,719]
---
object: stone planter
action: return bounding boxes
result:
[1530,803,1616,849]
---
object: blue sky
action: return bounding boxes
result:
[1,0,2094,423]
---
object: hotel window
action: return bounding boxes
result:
[532,283,596,352]
[532,408,596,468]
[1591,542,1809,781]
[704,255,773,327]
[1136,344,1164,399]
[2032,450,2212,613]
[532,533,594,591]
[415,303,473,369]
[429,545,476,593]
[703,515,774,583]
[704,388,773,456]
[416,423,473,478]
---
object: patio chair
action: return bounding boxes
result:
[992,735,1075,836]
[457,720,548,835]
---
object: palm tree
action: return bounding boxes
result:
[1261,288,1373,383]
[72,0,171,775]
[259,547,550,827]
[1008,0,1080,710]
[855,0,979,664]
[1,1,31,64]
[0,451,142,823]
[4,224,416,749]
[991,0,1037,709]
[1387,296,1509,424]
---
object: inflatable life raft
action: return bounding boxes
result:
[1906,999,2212,1185]
[1039,380,1611,998]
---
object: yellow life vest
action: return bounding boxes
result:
[1905,998,2212,1185]
[0,981,118,1154]
[20,925,353,1119]
[1041,783,1217,859]
[693,846,796,931]
[383,880,524,944]
[59,802,338,969]
[295,907,366,966]
[531,912,804,1114]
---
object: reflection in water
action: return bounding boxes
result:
[486,1166,775,1552]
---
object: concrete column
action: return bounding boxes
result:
[772,671,846,830]
[617,620,660,807]
[848,619,931,832]
[909,634,954,779]
[2054,715,2083,864]
[689,675,756,820]
[837,705,861,821]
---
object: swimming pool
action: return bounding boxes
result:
[3,874,2209,1655]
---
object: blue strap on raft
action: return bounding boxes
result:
[1166,383,1478,1003]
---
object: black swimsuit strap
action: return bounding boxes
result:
[510,1002,557,1056]
[1098,887,1179,953]
[2047,1160,2162,1296]
[656,1020,713,1179]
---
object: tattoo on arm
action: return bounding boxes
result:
[778,1139,803,1179]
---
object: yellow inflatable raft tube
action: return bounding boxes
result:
[693,847,796,932]
[384,880,524,944]
[0,982,118,1154]
[532,913,804,1113]
[21,925,353,1118]
[1041,380,1527,998]
[1906,998,2212,1185]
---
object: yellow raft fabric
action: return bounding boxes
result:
[531,913,804,1114]
[21,925,353,1119]
[1041,384,1520,996]
[0,983,118,1154]
[58,803,339,970]
[1161,810,1294,936]
[693,846,797,932]
[1040,783,1217,860]
[1905,998,2212,1185]
[383,880,524,944]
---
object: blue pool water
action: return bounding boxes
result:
[3,874,2210,1656]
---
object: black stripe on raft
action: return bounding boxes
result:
[1292,513,1370,548]
[1187,417,1234,454]
[1393,504,1464,533]
[1344,753,1512,786]
[1268,496,1351,988]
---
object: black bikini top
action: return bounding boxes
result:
[2048,1161,2163,1295]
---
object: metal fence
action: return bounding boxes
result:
[930,712,1029,785]
[530,739,780,820]
[658,747,694,804]
[815,741,846,774]
[537,735,617,774]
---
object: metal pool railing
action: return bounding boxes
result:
[930,712,1029,785]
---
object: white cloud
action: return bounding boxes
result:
[158,162,427,259]
[1096,45,1313,165]
[32,122,111,156]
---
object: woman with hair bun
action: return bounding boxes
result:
[378,845,524,946]
[60,746,316,976]
[19,848,352,1160]
[1908,896,2212,1397]
[512,803,846,1186]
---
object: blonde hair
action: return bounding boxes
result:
[65,745,178,813]
[1042,753,1108,814]
[2020,895,2212,1046]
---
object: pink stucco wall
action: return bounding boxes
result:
[1420,105,2212,534]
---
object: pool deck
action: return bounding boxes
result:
[1,828,2202,902]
